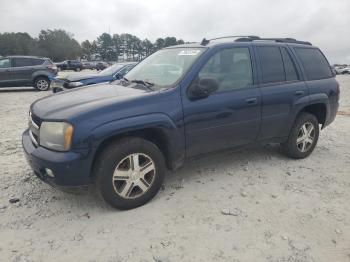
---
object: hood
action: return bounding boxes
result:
[59,72,102,82]
[31,83,148,120]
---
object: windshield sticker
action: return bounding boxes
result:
[178,50,201,56]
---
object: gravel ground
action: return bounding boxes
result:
[0,74,349,262]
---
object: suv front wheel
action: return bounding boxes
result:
[94,137,166,210]
[282,112,319,159]
[34,77,50,91]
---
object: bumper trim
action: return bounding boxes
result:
[22,129,92,187]
[29,130,38,146]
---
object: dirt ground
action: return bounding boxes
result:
[0,74,349,262]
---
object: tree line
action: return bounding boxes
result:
[0,29,186,62]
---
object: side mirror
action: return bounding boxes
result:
[188,77,219,100]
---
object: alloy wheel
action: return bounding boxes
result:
[296,122,315,152]
[37,79,49,90]
[112,153,156,199]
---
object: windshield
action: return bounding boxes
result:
[98,64,124,76]
[125,48,205,88]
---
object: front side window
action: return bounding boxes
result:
[125,48,205,88]
[198,47,253,92]
[118,65,134,76]
[258,46,285,84]
[0,58,11,68]
[99,64,124,76]
[13,58,33,67]
[295,47,333,80]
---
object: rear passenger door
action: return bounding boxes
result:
[183,46,262,156]
[12,57,37,84]
[255,45,308,141]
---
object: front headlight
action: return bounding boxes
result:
[68,82,83,87]
[40,122,74,151]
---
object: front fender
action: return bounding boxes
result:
[90,113,185,169]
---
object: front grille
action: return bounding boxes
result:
[29,111,41,147]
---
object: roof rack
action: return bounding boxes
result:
[201,36,312,46]
[201,35,259,45]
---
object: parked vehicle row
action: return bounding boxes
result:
[51,62,136,92]
[335,66,350,74]
[55,60,83,72]
[0,55,57,90]
[55,60,111,72]
[23,36,339,210]
[333,65,350,75]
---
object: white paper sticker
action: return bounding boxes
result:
[178,50,201,56]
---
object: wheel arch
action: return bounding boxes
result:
[300,103,327,126]
[89,114,185,178]
[32,74,50,85]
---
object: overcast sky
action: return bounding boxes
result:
[0,0,349,63]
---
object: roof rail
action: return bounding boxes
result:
[200,36,312,46]
[200,35,260,46]
[235,36,312,45]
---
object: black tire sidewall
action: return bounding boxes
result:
[283,113,319,159]
[95,137,166,210]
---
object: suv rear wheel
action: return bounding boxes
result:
[282,112,319,159]
[34,77,50,91]
[94,137,166,210]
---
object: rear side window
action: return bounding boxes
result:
[13,58,33,67]
[295,48,333,80]
[258,47,285,83]
[31,58,44,66]
[280,48,299,81]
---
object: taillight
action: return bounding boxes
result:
[47,64,57,70]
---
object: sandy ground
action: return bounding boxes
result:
[0,74,349,262]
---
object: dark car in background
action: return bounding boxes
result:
[51,62,136,92]
[0,56,57,90]
[82,61,94,70]
[95,61,109,71]
[56,60,83,71]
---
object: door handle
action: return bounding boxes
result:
[294,90,304,96]
[245,98,257,105]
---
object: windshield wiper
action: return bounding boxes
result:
[130,79,155,91]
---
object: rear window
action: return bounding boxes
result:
[31,58,44,65]
[295,48,333,80]
[258,46,285,83]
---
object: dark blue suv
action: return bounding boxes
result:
[22,36,339,209]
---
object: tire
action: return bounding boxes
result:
[34,77,50,91]
[94,137,166,210]
[75,67,81,72]
[281,112,319,159]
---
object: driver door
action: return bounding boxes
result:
[182,46,262,157]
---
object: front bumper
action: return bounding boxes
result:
[22,129,92,187]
